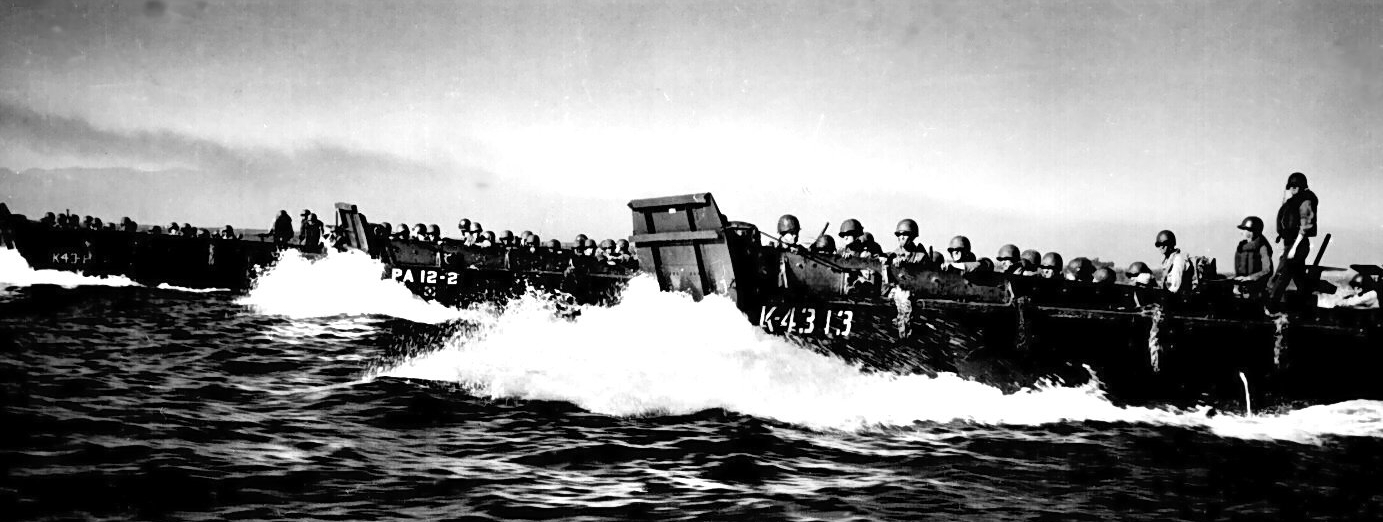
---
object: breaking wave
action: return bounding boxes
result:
[0,247,138,289]
[236,249,470,324]
[380,276,1383,445]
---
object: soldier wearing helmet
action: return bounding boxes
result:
[520,234,541,253]
[596,239,618,263]
[1039,252,1064,280]
[835,219,867,258]
[810,235,836,255]
[860,232,884,258]
[1268,172,1320,305]
[1335,273,1379,309]
[1064,257,1095,283]
[546,238,563,251]
[1125,261,1155,288]
[1155,230,1191,294]
[394,223,411,240]
[1232,216,1274,298]
[889,219,929,266]
[994,244,1022,275]
[942,236,991,273]
[1092,267,1118,287]
[774,214,803,252]
[457,218,473,242]
[499,230,516,247]
[1019,249,1042,277]
[428,224,442,242]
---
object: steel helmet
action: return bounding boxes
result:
[1155,230,1177,248]
[930,250,946,266]
[414,223,426,234]
[616,239,630,251]
[777,214,802,235]
[838,219,863,237]
[396,224,409,234]
[1349,273,1370,290]
[457,218,471,230]
[500,230,515,241]
[997,244,1020,261]
[599,239,615,249]
[521,230,534,239]
[1236,216,1264,235]
[546,239,562,249]
[1126,261,1151,277]
[482,230,496,242]
[1020,249,1041,269]
[523,234,540,246]
[470,222,484,233]
[895,219,919,237]
[575,233,589,244]
[582,238,597,248]
[862,232,876,244]
[1285,172,1308,190]
[811,235,836,252]
[379,221,392,233]
[1040,252,1064,270]
[1065,257,1094,281]
[428,224,441,236]
[948,236,971,252]
[1092,267,1118,285]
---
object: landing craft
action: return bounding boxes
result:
[2,195,1379,411]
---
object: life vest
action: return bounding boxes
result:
[1275,189,1318,239]
[1234,236,1271,277]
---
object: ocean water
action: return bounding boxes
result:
[3,248,1382,521]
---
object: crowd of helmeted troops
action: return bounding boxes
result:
[38,211,242,240]
[768,172,1376,310]
[289,213,641,268]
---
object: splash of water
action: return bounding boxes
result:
[380,275,1383,445]
[0,247,138,289]
[236,249,471,324]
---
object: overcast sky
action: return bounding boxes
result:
[2,0,1380,265]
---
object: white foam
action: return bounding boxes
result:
[155,283,232,293]
[236,249,473,324]
[379,275,1383,445]
[0,247,138,289]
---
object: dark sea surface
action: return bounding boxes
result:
[3,250,1383,521]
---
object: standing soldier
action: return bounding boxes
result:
[835,219,867,257]
[1231,216,1274,298]
[272,210,294,249]
[1155,230,1191,295]
[1268,172,1319,305]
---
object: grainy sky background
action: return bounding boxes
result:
[2,0,1380,266]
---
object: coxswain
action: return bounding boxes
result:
[1267,172,1320,305]
[1064,257,1095,283]
[272,210,294,248]
[835,219,867,258]
[1231,216,1274,298]
[1155,230,1191,295]
[1039,252,1064,280]
[775,214,802,251]
[1336,273,1379,309]
[810,235,836,254]
[889,219,929,266]
[994,244,1022,274]
[1125,261,1155,287]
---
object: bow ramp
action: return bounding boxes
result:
[627,193,757,306]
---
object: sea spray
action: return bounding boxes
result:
[381,275,1383,444]
[236,249,475,324]
[0,247,138,289]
